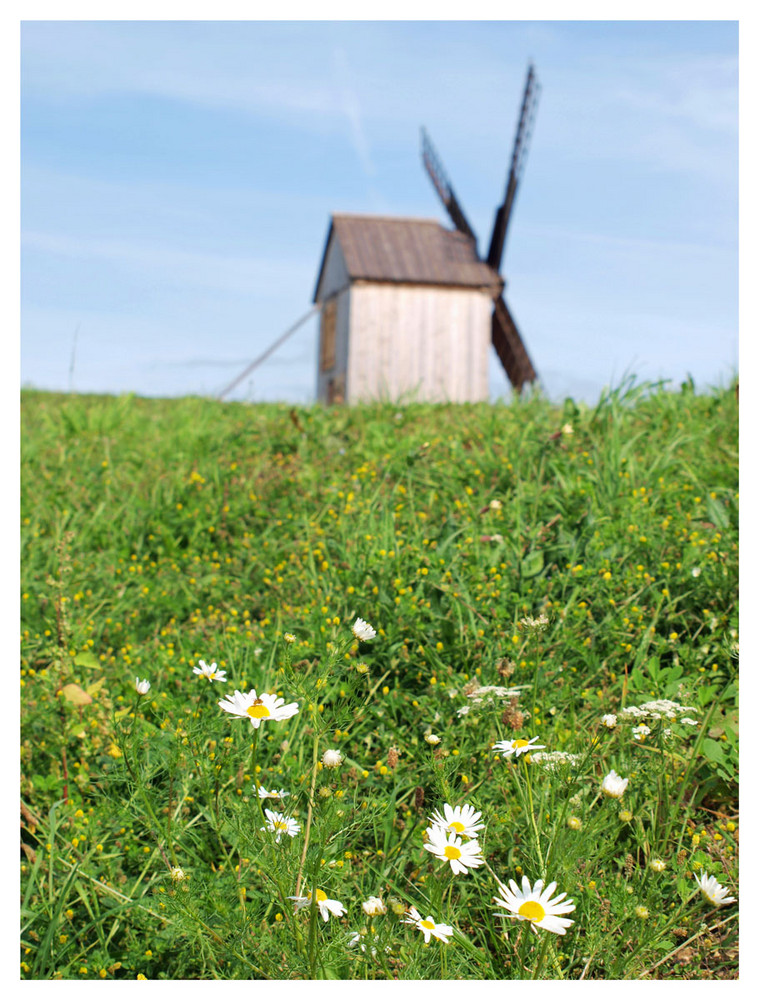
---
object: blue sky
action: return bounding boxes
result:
[20,19,739,404]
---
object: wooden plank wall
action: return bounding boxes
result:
[346,283,492,403]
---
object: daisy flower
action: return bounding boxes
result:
[218,689,299,729]
[260,809,301,843]
[289,889,346,922]
[493,876,576,935]
[192,659,227,683]
[694,872,736,907]
[135,678,150,695]
[352,618,376,641]
[492,736,546,758]
[424,825,484,875]
[257,785,290,800]
[362,896,387,916]
[402,906,454,944]
[427,802,485,840]
[601,770,629,799]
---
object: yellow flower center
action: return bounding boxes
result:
[420,919,436,930]
[247,699,270,719]
[518,900,546,922]
[514,739,530,749]
[274,821,288,832]
[448,821,466,834]
[443,845,462,861]
[311,889,328,903]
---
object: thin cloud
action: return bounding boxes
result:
[21,231,314,297]
[333,46,376,181]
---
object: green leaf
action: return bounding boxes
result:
[706,496,730,531]
[521,550,544,578]
[73,651,100,669]
[701,738,725,764]
[85,677,106,698]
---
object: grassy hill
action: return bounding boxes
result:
[20,381,738,980]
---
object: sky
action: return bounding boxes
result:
[20,18,739,404]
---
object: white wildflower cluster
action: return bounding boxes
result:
[529,751,581,771]
[618,699,697,722]
[457,684,527,717]
[519,613,550,632]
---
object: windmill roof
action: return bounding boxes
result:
[313,214,501,301]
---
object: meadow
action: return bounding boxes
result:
[20,379,738,980]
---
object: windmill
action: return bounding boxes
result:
[225,63,543,405]
[421,62,540,391]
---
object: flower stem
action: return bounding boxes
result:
[295,726,320,897]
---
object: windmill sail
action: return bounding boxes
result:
[492,294,537,390]
[420,66,540,394]
[421,128,478,245]
[486,63,541,273]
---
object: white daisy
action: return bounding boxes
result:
[321,749,343,768]
[493,736,546,758]
[257,785,290,800]
[260,809,300,843]
[362,896,387,916]
[402,906,454,944]
[493,875,576,935]
[424,825,484,875]
[601,770,629,799]
[192,659,227,683]
[289,889,346,922]
[694,872,736,907]
[427,802,485,840]
[218,689,299,729]
[135,677,150,695]
[352,617,377,641]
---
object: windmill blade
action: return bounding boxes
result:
[491,294,537,391]
[486,63,541,274]
[421,127,478,245]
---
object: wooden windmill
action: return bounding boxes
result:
[421,62,540,390]
[311,63,541,405]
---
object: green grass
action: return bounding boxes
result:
[20,379,739,980]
